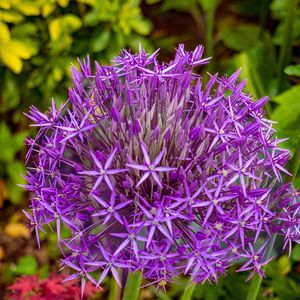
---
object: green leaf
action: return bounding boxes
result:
[39,265,49,279]
[0,10,24,23]
[233,53,259,98]
[11,23,38,37]
[7,180,24,204]
[83,10,99,26]
[128,35,154,52]
[271,85,300,128]
[0,121,27,171]
[291,244,300,261]
[162,0,198,12]
[130,17,153,35]
[1,72,21,112]
[273,18,300,45]
[219,24,260,51]
[0,122,14,162]
[7,160,26,185]
[15,255,38,275]
[49,14,82,41]
[145,0,161,4]
[27,68,47,89]
[266,256,292,277]
[271,277,300,300]
[270,85,300,149]
[225,273,248,300]
[77,0,96,4]
[90,29,111,52]
[229,0,261,17]
[270,0,289,16]
[14,130,28,151]
[284,64,300,77]
[227,37,276,100]
[277,256,292,275]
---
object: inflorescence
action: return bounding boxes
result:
[24,45,300,289]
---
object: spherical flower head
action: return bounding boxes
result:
[24,44,300,288]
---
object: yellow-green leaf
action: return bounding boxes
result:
[284,64,300,77]
[64,14,82,29]
[58,0,70,7]
[77,0,96,5]
[16,1,41,16]
[41,3,55,17]
[17,38,39,56]
[0,0,11,9]
[0,10,24,23]
[91,29,111,52]
[130,17,153,35]
[234,53,258,98]
[49,19,61,41]
[0,22,10,42]
[49,14,82,41]
[271,85,300,128]
[11,23,38,37]
[277,255,292,276]
[9,40,33,59]
[1,49,23,73]
[53,66,64,81]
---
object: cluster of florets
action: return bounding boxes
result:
[24,45,300,289]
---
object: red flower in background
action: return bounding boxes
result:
[5,273,102,300]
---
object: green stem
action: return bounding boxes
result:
[259,0,270,38]
[246,135,300,300]
[277,0,299,93]
[248,62,272,117]
[206,6,216,58]
[181,283,196,300]
[122,271,142,300]
[287,136,300,183]
[246,275,263,300]
[108,277,121,300]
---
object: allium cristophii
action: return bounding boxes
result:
[24,45,300,289]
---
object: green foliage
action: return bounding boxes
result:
[219,24,260,52]
[0,0,153,206]
[0,122,27,204]
[161,0,198,12]
[284,64,300,77]
[266,256,292,277]
[291,244,300,261]
[14,255,38,276]
[271,85,300,150]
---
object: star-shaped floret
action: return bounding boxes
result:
[79,149,128,192]
[92,192,132,224]
[237,241,272,281]
[193,179,236,225]
[126,143,176,188]
[85,244,131,287]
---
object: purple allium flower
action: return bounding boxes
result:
[23,45,300,288]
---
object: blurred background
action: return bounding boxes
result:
[0,0,300,299]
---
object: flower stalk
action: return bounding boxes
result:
[277,0,299,93]
[181,282,196,300]
[122,272,142,300]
